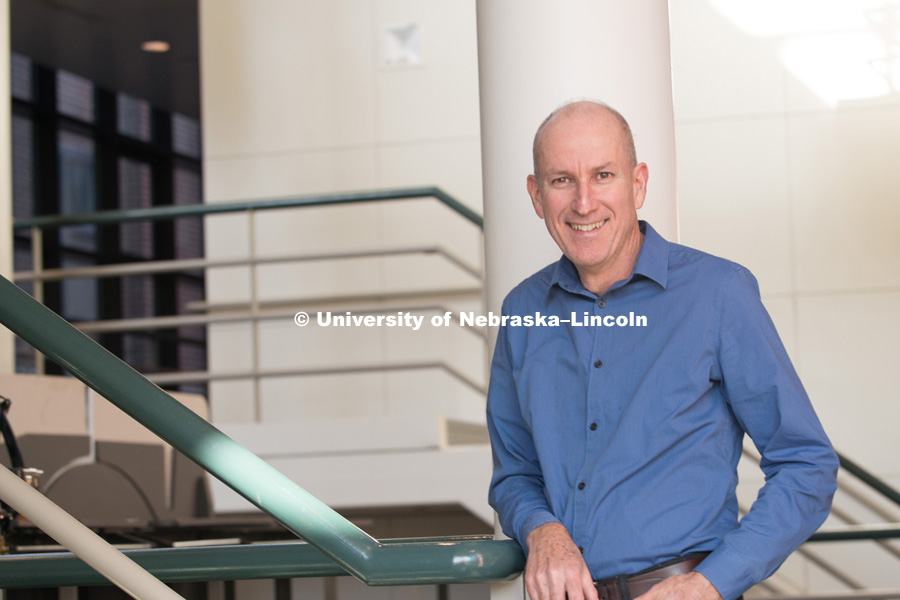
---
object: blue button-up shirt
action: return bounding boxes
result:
[486,222,838,600]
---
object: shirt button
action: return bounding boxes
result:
[594,359,603,368]
[578,482,586,490]
[589,422,598,431]
[598,299,606,308]
[579,546,585,554]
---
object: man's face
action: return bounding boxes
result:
[527,107,648,284]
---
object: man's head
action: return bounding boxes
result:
[527,101,648,292]
[532,101,637,176]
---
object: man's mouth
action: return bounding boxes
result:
[569,219,607,232]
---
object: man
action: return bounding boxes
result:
[486,101,838,600]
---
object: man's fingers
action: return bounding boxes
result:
[582,571,600,600]
[527,568,592,600]
[524,523,597,600]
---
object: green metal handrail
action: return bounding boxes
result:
[808,525,900,543]
[0,274,522,585]
[0,537,523,589]
[804,452,900,542]
[835,452,900,508]
[12,186,484,230]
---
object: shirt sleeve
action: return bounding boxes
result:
[694,266,839,600]
[486,302,560,550]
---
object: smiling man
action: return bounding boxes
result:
[486,101,838,600]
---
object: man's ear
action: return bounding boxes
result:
[632,163,649,210]
[527,174,545,219]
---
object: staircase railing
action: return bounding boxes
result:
[12,187,486,396]
[0,273,524,588]
[1,187,522,590]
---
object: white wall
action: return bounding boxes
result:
[200,0,482,206]
[671,0,900,486]
[671,1,900,593]
[199,0,486,423]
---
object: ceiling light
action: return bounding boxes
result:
[141,40,170,53]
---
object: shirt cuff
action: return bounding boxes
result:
[694,545,756,600]
[518,511,561,553]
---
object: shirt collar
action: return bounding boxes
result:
[632,220,669,289]
[548,220,669,298]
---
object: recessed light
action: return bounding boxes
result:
[141,40,170,53]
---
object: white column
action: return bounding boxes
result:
[0,0,14,374]
[476,3,678,598]
[477,0,679,317]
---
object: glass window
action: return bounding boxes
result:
[11,114,34,219]
[56,70,95,123]
[117,93,153,141]
[11,61,205,378]
[60,254,99,322]
[174,166,203,260]
[119,157,154,259]
[121,274,156,370]
[10,53,32,101]
[172,112,201,158]
[58,130,97,252]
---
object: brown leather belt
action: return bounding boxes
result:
[594,554,707,600]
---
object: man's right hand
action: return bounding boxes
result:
[525,522,599,600]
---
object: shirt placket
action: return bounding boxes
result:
[572,293,611,556]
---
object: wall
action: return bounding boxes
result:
[671,0,900,592]
[672,0,900,490]
[199,0,486,423]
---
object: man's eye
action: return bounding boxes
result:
[597,172,613,179]
[552,177,570,184]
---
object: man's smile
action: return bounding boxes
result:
[568,219,608,232]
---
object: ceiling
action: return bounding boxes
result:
[10,0,200,118]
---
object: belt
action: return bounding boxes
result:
[594,554,708,600]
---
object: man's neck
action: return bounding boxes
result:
[577,228,645,296]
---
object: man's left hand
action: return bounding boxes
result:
[637,571,724,600]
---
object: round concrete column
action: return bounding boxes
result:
[476,4,678,596]
[477,0,679,317]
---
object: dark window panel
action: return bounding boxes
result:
[173,166,203,260]
[59,254,98,322]
[117,93,153,142]
[12,114,34,219]
[121,274,155,320]
[58,130,97,252]
[56,70,95,123]
[172,112,201,158]
[10,53,32,101]
[121,275,156,371]
[118,157,154,259]
[122,332,156,372]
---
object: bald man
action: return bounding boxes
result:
[486,101,838,600]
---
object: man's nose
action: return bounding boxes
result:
[572,182,595,214]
